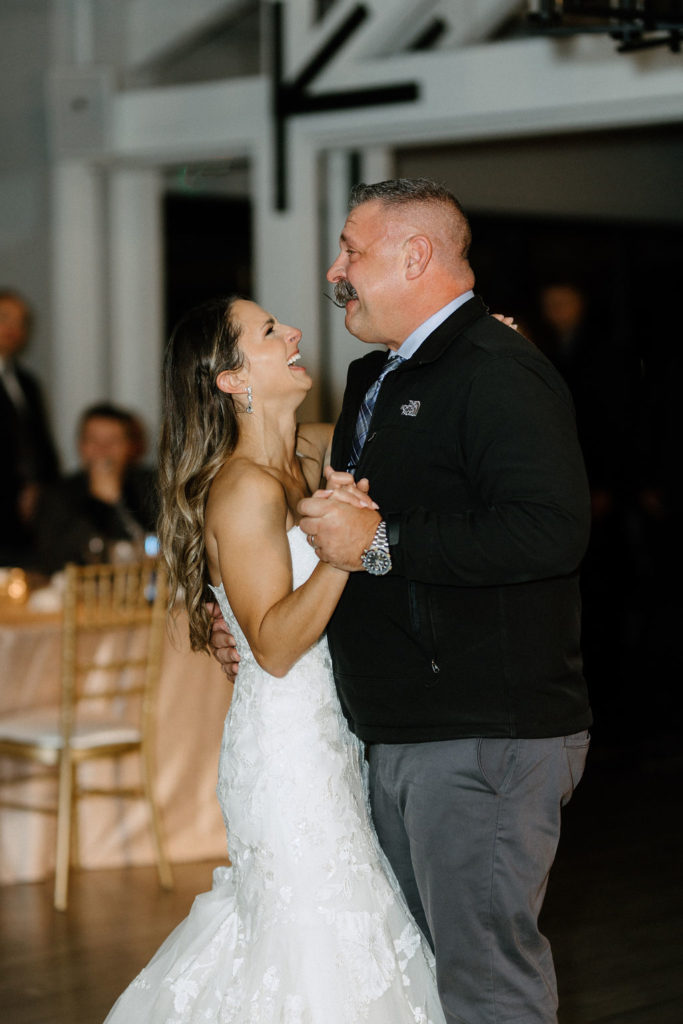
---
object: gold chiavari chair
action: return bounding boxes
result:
[0,558,173,910]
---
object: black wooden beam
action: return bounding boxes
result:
[271,2,419,211]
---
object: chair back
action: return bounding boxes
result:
[59,559,168,748]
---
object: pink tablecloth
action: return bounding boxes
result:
[0,608,233,884]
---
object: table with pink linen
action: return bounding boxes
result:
[0,600,232,885]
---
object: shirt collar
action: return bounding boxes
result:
[395,290,475,361]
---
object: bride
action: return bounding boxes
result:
[103,296,446,1023]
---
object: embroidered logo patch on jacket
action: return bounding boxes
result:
[400,400,421,417]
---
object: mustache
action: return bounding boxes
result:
[330,279,359,308]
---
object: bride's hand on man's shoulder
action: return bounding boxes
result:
[492,313,520,331]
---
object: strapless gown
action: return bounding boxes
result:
[104,526,445,1023]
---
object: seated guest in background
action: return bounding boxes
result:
[0,288,60,566]
[34,402,157,574]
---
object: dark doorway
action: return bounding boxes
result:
[163,193,252,335]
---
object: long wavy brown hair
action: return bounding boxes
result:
[158,296,244,652]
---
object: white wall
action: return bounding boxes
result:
[0,2,53,388]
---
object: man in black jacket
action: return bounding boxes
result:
[298,180,591,1024]
[0,289,60,566]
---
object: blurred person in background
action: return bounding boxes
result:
[535,279,634,511]
[535,278,640,745]
[34,402,157,574]
[0,288,60,566]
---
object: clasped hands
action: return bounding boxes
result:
[299,466,381,572]
[207,467,381,679]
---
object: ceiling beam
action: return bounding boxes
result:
[124,0,249,70]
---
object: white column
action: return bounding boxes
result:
[322,149,357,420]
[360,147,394,186]
[108,168,164,456]
[252,125,323,421]
[50,160,107,469]
[321,147,395,421]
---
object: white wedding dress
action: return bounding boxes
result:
[104,526,445,1024]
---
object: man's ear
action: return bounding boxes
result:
[216,370,247,396]
[405,235,432,280]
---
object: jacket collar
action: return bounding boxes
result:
[349,294,488,396]
[399,294,488,369]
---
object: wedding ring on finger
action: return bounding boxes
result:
[307,534,315,546]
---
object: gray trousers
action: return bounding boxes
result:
[367,732,590,1024]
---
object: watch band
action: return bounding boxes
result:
[360,520,392,575]
[369,520,389,556]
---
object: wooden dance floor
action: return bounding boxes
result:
[1,743,681,1024]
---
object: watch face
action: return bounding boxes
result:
[362,548,391,575]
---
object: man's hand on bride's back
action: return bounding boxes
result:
[206,600,240,680]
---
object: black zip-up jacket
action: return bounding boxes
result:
[327,296,593,743]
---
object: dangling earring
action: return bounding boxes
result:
[245,385,253,414]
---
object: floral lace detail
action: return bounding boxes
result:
[104,527,445,1024]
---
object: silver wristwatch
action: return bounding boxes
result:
[360,520,392,576]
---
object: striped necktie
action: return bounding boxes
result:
[348,352,403,472]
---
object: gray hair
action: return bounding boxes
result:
[349,178,471,257]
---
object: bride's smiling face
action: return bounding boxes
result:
[232,299,311,400]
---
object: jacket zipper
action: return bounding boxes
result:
[409,582,441,683]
